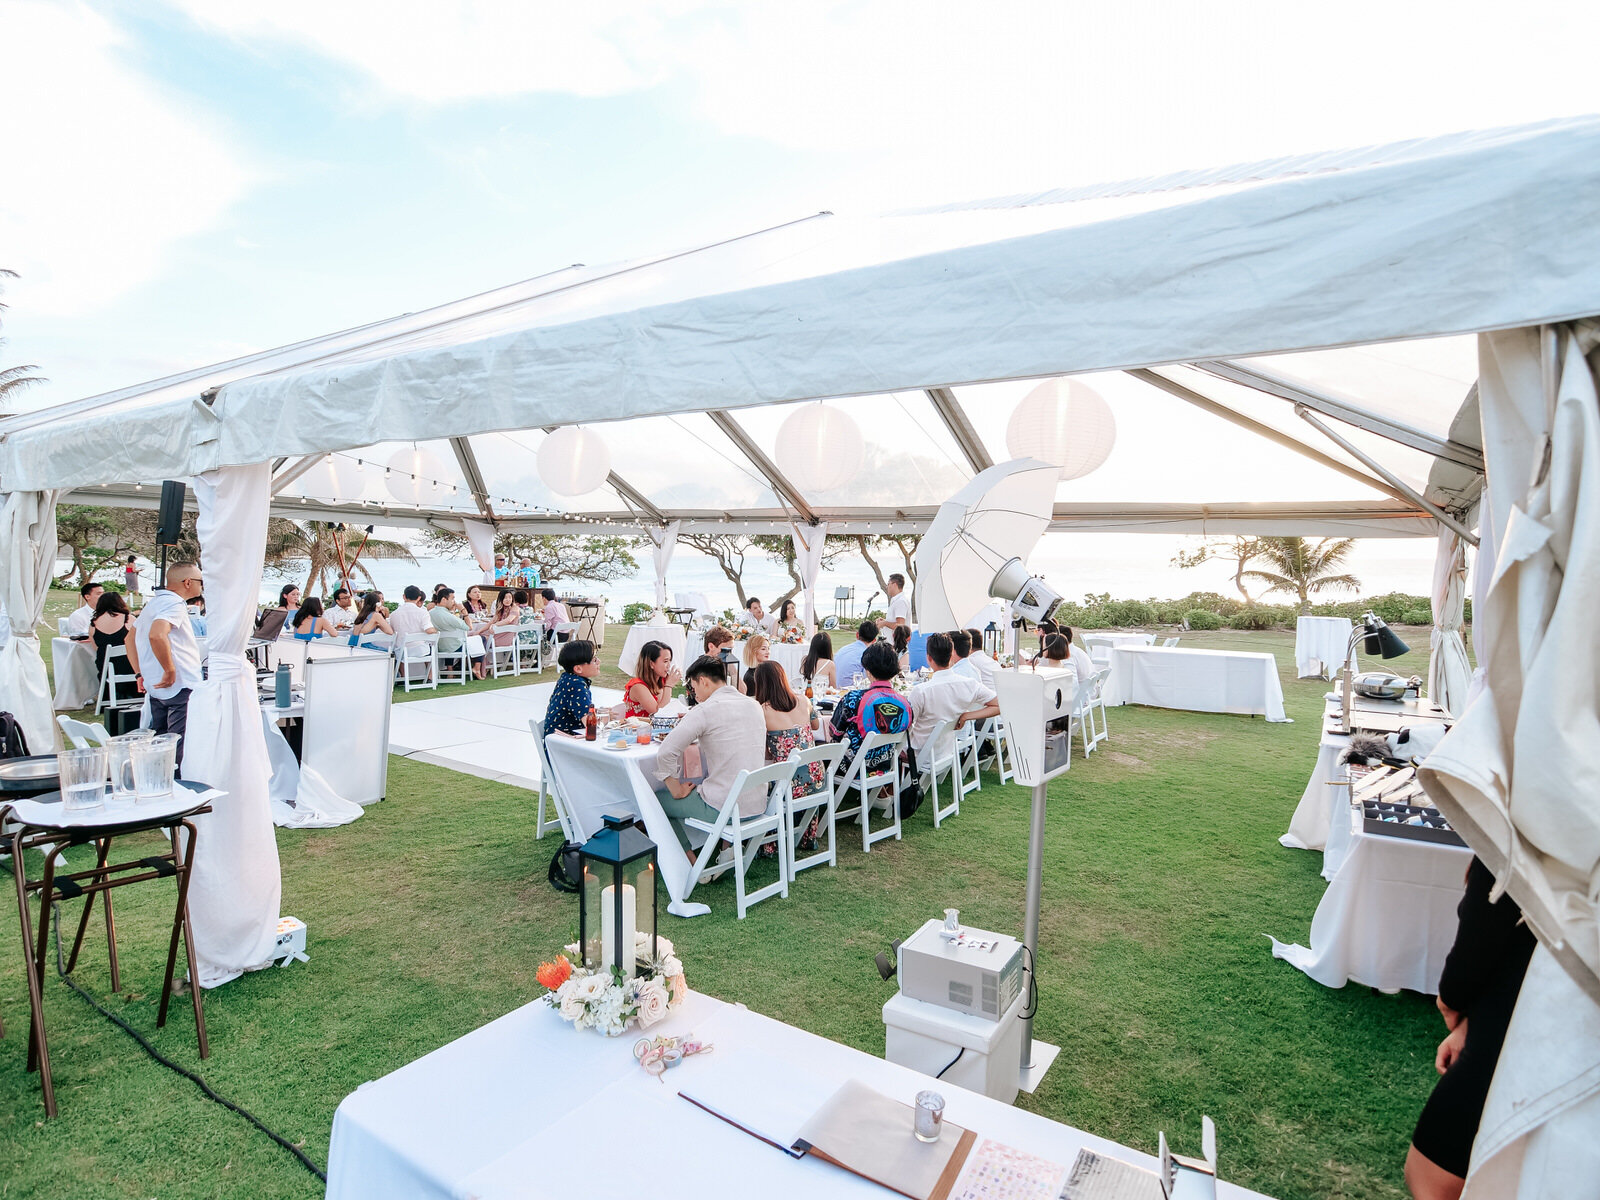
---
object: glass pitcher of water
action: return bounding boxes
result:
[58,746,109,813]
[107,729,155,803]
[131,734,181,803]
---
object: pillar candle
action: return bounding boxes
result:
[600,883,636,976]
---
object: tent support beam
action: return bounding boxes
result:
[449,437,497,521]
[1130,368,1411,505]
[270,453,329,495]
[1198,359,1485,472]
[707,410,818,523]
[926,387,993,473]
[1294,406,1478,545]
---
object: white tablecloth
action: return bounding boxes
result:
[51,636,99,710]
[1105,645,1290,722]
[1294,616,1355,679]
[327,989,1272,1200]
[542,731,711,918]
[683,636,809,681]
[1082,631,1154,653]
[1270,817,1471,993]
[617,622,687,676]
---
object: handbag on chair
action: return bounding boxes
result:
[546,839,585,893]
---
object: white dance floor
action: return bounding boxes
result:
[387,683,624,791]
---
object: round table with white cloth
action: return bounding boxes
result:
[51,637,100,710]
[1294,615,1356,679]
[682,635,809,682]
[1081,632,1154,657]
[616,623,687,676]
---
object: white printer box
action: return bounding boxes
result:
[896,918,1026,1019]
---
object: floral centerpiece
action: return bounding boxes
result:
[778,623,806,645]
[537,934,687,1037]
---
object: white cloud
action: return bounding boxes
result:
[0,1,254,316]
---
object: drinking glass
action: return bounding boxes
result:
[58,746,109,813]
[914,1091,945,1142]
[107,729,155,803]
[131,734,181,803]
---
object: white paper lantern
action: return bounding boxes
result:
[775,403,864,494]
[386,446,453,505]
[1006,379,1116,480]
[538,425,612,497]
[297,454,364,502]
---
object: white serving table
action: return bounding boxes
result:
[1105,645,1290,722]
[51,636,100,710]
[326,989,1273,1200]
[617,622,688,676]
[1294,616,1356,679]
[542,730,711,918]
[1271,809,1471,993]
[1082,631,1154,655]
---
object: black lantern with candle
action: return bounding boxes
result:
[578,814,658,979]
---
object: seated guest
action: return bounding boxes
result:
[739,596,773,635]
[892,624,911,674]
[490,588,524,647]
[327,586,357,630]
[431,583,451,605]
[688,626,737,707]
[625,640,680,717]
[752,659,826,821]
[463,584,490,618]
[654,655,767,856]
[828,642,911,782]
[493,554,509,585]
[67,581,103,637]
[187,594,208,638]
[90,592,139,733]
[908,632,999,765]
[948,629,979,681]
[390,585,437,642]
[831,619,878,691]
[773,599,804,643]
[801,631,835,689]
[540,588,569,633]
[543,639,600,736]
[278,584,302,632]
[739,633,772,695]
[292,596,338,640]
[1059,627,1097,684]
[431,587,487,678]
[964,627,999,689]
[348,591,394,647]
[1035,618,1059,658]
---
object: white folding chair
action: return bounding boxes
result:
[57,715,110,749]
[681,761,799,919]
[1162,636,1180,648]
[919,719,978,828]
[435,635,472,685]
[1088,642,1113,666]
[959,719,983,793]
[1088,667,1112,747]
[487,632,520,678]
[515,617,545,673]
[833,730,904,851]
[784,741,847,879]
[976,716,1014,785]
[395,632,439,692]
[94,645,142,723]
[528,721,580,842]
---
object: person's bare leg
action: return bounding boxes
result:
[1405,1144,1464,1200]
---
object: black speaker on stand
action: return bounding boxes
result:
[155,480,186,589]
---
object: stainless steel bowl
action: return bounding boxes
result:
[1353,671,1410,700]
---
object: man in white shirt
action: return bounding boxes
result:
[390,586,438,684]
[961,626,1000,690]
[883,573,912,634]
[66,581,102,637]
[908,632,999,765]
[327,585,357,630]
[1062,626,1097,687]
[831,619,878,690]
[655,656,767,856]
[739,596,773,636]
[129,563,205,769]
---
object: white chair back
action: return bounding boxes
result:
[434,635,472,685]
[528,721,580,842]
[95,645,142,717]
[919,718,977,828]
[835,729,905,851]
[784,740,847,877]
[1162,636,1180,648]
[396,632,439,692]
[57,715,111,749]
[681,759,800,919]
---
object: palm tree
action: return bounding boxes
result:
[263,519,417,597]
[1241,536,1361,614]
[0,269,45,413]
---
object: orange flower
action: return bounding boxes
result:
[536,954,573,991]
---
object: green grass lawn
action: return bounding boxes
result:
[4,600,1448,1198]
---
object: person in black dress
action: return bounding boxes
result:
[1406,857,1537,1200]
[90,591,140,734]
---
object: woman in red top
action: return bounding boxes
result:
[624,640,680,717]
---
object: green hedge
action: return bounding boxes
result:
[1184,608,1223,630]
[1037,590,1445,632]
[621,601,653,624]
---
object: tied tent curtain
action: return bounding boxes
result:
[461,518,496,584]
[181,462,282,988]
[792,521,828,635]
[0,489,60,755]
[1418,322,1600,1196]
[1427,524,1473,716]
[645,521,681,612]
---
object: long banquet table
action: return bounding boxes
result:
[1104,645,1290,722]
[327,988,1273,1200]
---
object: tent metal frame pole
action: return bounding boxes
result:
[926,387,993,473]
[707,410,818,523]
[1130,368,1411,505]
[1294,406,1478,545]
[1198,359,1485,472]
[449,437,497,521]
[269,453,330,495]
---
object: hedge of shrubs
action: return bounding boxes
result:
[1047,590,1453,632]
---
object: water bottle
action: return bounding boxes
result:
[275,662,292,708]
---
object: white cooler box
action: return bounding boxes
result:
[883,988,1027,1105]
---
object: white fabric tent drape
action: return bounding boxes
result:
[1419,322,1600,1196]
[461,518,497,584]
[1427,524,1472,716]
[791,522,828,634]
[645,522,681,611]
[181,463,282,988]
[0,490,59,755]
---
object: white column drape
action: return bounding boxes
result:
[462,518,497,584]
[792,522,828,635]
[645,521,680,612]
[1418,322,1600,1197]
[1426,524,1473,716]
[182,463,282,988]
[0,489,60,755]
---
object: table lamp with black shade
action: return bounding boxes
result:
[1341,612,1412,731]
[578,815,658,980]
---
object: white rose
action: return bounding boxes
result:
[572,973,609,1002]
[633,977,670,1029]
[659,955,683,979]
[557,982,587,1023]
